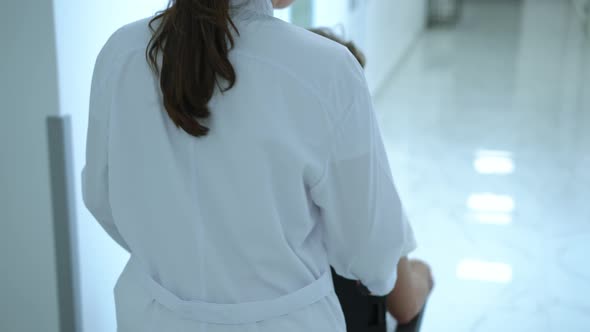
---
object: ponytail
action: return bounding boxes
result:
[147,0,238,137]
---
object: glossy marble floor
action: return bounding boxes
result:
[374,1,590,331]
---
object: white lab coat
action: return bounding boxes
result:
[82,0,417,331]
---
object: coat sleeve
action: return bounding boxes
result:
[82,52,131,253]
[310,52,417,296]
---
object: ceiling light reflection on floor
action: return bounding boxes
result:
[467,193,515,213]
[470,212,513,225]
[456,259,513,283]
[474,150,515,175]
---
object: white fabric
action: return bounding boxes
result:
[82,0,417,330]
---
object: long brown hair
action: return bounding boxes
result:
[147,0,239,137]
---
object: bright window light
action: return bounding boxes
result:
[456,259,513,283]
[474,150,515,175]
[467,193,515,213]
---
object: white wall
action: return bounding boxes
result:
[51,1,167,331]
[0,1,61,332]
[274,6,293,22]
[313,0,427,94]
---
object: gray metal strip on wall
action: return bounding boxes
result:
[47,115,81,332]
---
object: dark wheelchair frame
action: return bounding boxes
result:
[332,269,426,332]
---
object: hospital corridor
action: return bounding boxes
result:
[1,0,589,332]
[373,0,590,331]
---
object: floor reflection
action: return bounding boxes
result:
[376,0,590,331]
[467,193,515,213]
[456,259,513,284]
[473,150,514,175]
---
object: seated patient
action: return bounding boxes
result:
[309,27,434,324]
